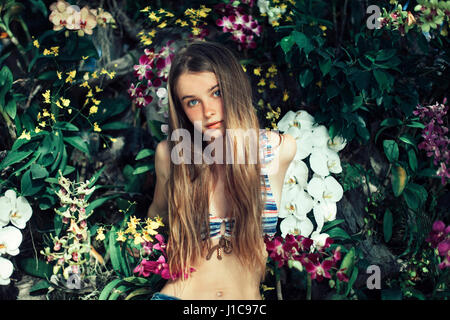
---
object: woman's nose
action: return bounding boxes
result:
[203,100,216,118]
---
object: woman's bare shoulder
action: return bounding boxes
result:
[266,130,296,164]
[155,139,170,179]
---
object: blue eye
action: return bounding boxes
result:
[188,99,199,107]
[213,89,221,97]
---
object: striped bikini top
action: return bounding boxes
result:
[207,129,279,240]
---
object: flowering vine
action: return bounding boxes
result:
[40,173,96,287]
[49,0,115,36]
[413,98,449,184]
[426,220,450,270]
[214,1,263,50]
[128,41,176,115]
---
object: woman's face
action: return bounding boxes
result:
[176,71,225,140]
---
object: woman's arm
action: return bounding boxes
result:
[267,130,297,165]
[147,140,170,223]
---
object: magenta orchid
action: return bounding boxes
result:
[128,41,176,114]
[214,1,262,50]
[264,233,347,283]
[413,98,449,184]
[426,220,450,270]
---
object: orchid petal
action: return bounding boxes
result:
[0,257,14,285]
[0,226,23,256]
[310,150,329,177]
[277,110,296,132]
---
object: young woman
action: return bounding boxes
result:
[147,41,297,300]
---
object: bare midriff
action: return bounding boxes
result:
[159,237,268,300]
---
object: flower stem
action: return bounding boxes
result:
[276,279,283,300]
[306,273,312,300]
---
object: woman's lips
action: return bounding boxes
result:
[206,120,223,129]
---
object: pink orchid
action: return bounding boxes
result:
[265,236,287,267]
[426,220,449,248]
[216,16,235,32]
[304,257,333,282]
[337,268,349,282]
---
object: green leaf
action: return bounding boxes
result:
[406,121,425,129]
[299,69,313,88]
[403,183,427,209]
[337,248,355,295]
[125,287,153,300]
[21,170,44,196]
[17,258,53,279]
[135,149,155,161]
[322,219,345,232]
[292,31,314,58]
[0,65,13,107]
[37,71,58,80]
[108,226,129,276]
[85,194,121,217]
[399,134,416,150]
[5,98,16,119]
[30,163,49,179]
[383,209,393,243]
[375,49,397,61]
[85,167,105,189]
[408,149,418,172]
[0,149,34,170]
[54,122,80,132]
[391,165,407,197]
[99,278,124,300]
[280,35,295,55]
[109,284,132,300]
[383,140,399,163]
[326,84,339,101]
[380,118,403,127]
[63,136,90,155]
[326,227,351,240]
[403,188,419,210]
[344,267,359,297]
[101,122,131,130]
[133,164,154,175]
[29,279,51,295]
[319,59,332,76]
[373,69,394,93]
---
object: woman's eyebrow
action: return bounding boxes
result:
[180,84,219,101]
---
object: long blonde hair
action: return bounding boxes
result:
[166,40,268,279]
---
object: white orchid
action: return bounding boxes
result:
[276,109,346,242]
[0,257,14,285]
[280,214,314,238]
[0,226,23,256]
[310,231,331,251]
[279,186,314,220]
[284,159,309,190]
[276,110,296,132]
[328,135,347,152]
[0,190,33,229]
[307,175,344,203]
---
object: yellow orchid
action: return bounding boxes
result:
[93,122,101,132]
[18,130,31,140]
[60,97,70,107]
[134,232,145,245]
[253,67,262,76]
[89,106,98,115]
[42,90,51,103]
[116,230,126,242]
